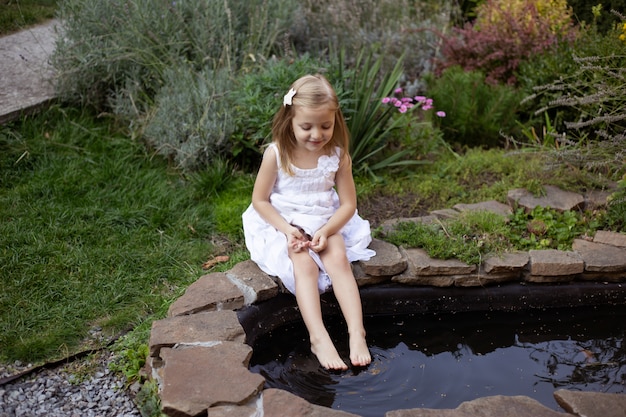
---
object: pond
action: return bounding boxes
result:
[249,302,626,417]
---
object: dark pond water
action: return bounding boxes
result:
[250,305,626,417]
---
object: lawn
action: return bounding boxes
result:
[0,107,248,362]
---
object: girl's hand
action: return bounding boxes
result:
[287,225,310,252]
[309,230,329,253]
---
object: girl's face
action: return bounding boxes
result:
[291,105,335,153]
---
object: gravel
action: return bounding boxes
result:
[0,351,141,417]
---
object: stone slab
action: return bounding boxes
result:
[528,249,584,277]
[262,388,360,417]
[593,230,626,248]
[400,247,477,276]
[554,389,626,417]
[387,395,570,417]
[453,200,513,217]
[483,252,529,274]
[430,208,460,219]
[380,215,438,236]
[167,272,244,317]
[358,238,408,277]
[353,262,391,287]
[0,19,58,124]
[159,343,264,417]
[227,260,279,304]
[454,268,520,287]
[572,239,626,272]
[149,310,245,358]
[508,185,585,212]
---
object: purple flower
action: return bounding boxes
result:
[399,105,408,113]
[394,87,403,94]
[414,96,426,103]
[436,111,446,117]
[382,97,391,104]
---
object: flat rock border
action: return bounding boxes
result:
[147,186,626,417]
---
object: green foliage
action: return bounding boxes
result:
[508,206,599,250]
[135,380,165,417]
[426,67,523,148]
[386,211,510,265]
[230,54,328,170]
[567,0,624,34]
[0,107,219,362]
[109,342,149,382]
[604,173,626,231]
[0,0,57,36]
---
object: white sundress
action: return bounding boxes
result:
[241,143,376,295]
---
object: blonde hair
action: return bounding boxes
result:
[271,74,350,175]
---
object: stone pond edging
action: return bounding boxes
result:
[147,186,626,417]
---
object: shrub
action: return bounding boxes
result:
[518,11,626,178]
[294,0,455,83]
[438,0,577,85]
[53,0,293,112]
[426,67,523,148]
[142,67,232,171]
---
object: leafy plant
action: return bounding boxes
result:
[339,49,424,178]
[508,206,598,250]
[426,67,523,148]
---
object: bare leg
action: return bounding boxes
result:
[320,235,372,367]
[289,247,348,370]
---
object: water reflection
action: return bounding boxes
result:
[250,305,626,417]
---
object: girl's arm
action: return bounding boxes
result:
[252,146,309,250]
[310,152,357,251]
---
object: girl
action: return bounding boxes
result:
[242,74,375,370]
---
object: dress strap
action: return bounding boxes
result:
[268,143,281,169]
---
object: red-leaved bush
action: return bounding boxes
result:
[438,0,577,85]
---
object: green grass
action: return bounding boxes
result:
[0,0,57,36]
[0,106,246,363]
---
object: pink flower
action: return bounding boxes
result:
[414,96,426,103]
[382,97,391,104]
[394,87,403,94]
[436,111,446,117]
[399,105,408,113]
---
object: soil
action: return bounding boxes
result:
[358,191,430,229]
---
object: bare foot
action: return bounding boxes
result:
[349,332,371,367]
[311,336,348,370]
